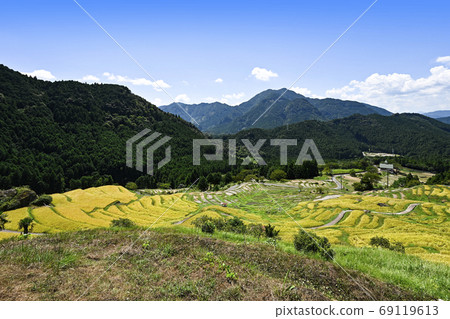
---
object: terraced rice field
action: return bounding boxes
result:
[3,185,198,233]
[2,183,449,265]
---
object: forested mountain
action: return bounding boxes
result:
[160,101,242,131]
[436,116,450,124]
[161,88,391,133]
[230,113,450,164]
[422,110,450,118]
[0,64,203,193]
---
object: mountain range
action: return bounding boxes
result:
[161,88,392,133]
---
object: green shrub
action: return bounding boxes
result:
[110,218,136,228]
[226,217,246,234]
[31,194,53,206]
[293,230,335,260]
[370,236,405,253]
[389,241,406,254]
[269,169,287,181]
[125,182,138,190]
[201,220,215,234]
[264,224,280,238]
[0,212,9,230]
[247,223,265,239]
[370,236,391,249]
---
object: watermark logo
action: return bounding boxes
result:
[126,130,324,175]
[126,129,172,175]
[193,138,324,165]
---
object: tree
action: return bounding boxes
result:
[198,176,209,191]
[322,165,332,176]
[18,217,34,234]
[264,224,280,238]
[293,230,335,260]
[353,172,381,191]
[223,172,233,185]
[125,182,138,190]
[0,212,9,230]
[269,169,287,181]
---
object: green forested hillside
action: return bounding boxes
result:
[0,64,203,193]
[231,113,450,166]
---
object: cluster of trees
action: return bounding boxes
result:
[392,173,420,188]
[193,215,280,240]
[0,213,34,234]
[352,166,382,191]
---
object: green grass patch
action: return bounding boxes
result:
[334,245,449,300]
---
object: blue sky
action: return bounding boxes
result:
[1,0,450,112]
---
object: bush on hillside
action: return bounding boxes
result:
[264,224,280,238]
[125,182,138,190]
[110,218,136,228]
[293,230,335,260]
[370,236,405,254]
[31,194,52,206]
[269,169,287,181]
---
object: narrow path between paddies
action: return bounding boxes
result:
[310,203,420,229]
[310,210,352,229]
[0,229,44,235]
[331,175,343,190]
[314,194,342,201]
[371,203,420,215]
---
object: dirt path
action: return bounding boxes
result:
[372,203,420,215]
[310,204,420,229]
[314,194,342,202]
[0,230,44,235]
[331,175,343,190]
[311,210,351,229]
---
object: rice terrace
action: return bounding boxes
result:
[1,171,449,300]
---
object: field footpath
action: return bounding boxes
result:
[310,203,420,229]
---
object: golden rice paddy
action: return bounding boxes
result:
[2,184,449,264]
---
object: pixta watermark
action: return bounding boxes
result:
[126,129,324,175]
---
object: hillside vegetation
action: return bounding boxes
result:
[0,228,430,301]
[0,64,202,194]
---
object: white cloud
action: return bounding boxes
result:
[81,75,100,82]
[152,98,163,106]
[291,87,324,99]
[251,67,278,81]
[203,97,216,103]
[23,69,56,81]
[436,56,450,65]
[102,72,170,91]
[214,78,223,83]
[325,61,450,113]
[201,92,246,105]
[291,87,311,96]
[223,92,245,100]
[175,94,191,103]
[220,92,245,105]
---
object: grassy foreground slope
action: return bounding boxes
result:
[0,228,428,301]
